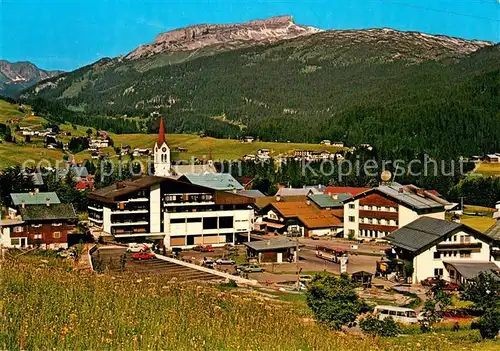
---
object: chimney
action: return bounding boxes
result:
[35,188,39,194]
[332,194,338,200]
[275,195,281,202]
[398,188,404,194]
[306,200,311,206]
[116,181,125,189]
[21,200,25,209]
[46,198,51,207]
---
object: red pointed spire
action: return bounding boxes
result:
[156,117,166,146]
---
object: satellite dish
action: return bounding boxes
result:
[381,170,392,182]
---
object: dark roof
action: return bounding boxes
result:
[386,217,462,252]
[244,238,301,251]
[343,183,449,213]
[19,204,77,221]
[386,217,493,254]
[88,175,254,205]
[443,261,500,280]
[485,221,500,243]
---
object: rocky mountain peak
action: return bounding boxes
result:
[125,15,321,59]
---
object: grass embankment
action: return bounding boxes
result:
[460,205,496,233]
[0,99,343,168]
[1,255,499,350]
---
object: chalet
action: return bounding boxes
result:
[241,136,255,143]
[120,145,131,156]
[132,148,151,157]
[294,150,313,158]
[257,149,270,160]
[175,147,188,152]
[3,192,77,249]
[275,186,322,197]
[260,199,343,237]
[343,183,451,241]
[320,140,331,146]
[485,154,500,163]
[332,142,344,148]
[386,217,499,284]
[87,176,254,249]
[243,154,257,161]
[244,238,301,263]
[89,139,109,149]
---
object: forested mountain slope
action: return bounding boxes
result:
[22,28,499,158]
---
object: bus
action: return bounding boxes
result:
[315,245,348,263]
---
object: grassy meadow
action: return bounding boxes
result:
[1,255,499,350]
[0,99,343,168]
[475,162,500,177]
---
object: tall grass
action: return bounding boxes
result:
[1,256,498,350]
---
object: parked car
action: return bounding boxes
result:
[299,275,313,284]
[236,264,264,273]
[126,243,151,253]
[421,276,441,286]
[224,243,238,251]
[374,305,419,324]
[215,258,235,265]
[131,252,155,260]
[202,257,215,268]
[310,235,320,240]
[193,245,214,252]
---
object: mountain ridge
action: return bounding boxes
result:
[0,60,63,97]
[125,15,322,60]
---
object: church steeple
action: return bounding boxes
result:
[154,116,171,177]
[157,117,166,146]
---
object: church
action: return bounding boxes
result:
[87,118,254,248]
[153,117,217,177]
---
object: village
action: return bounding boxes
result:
[1,118,499,340]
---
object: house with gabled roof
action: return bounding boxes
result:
[342,183,451,241]
[385,217,499,284]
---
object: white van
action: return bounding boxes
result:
[374,305,419,324]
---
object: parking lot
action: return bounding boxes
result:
[92,236,386,285]
[92,246,227,282]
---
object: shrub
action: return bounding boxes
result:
[477,308,500,339]
[306,273,366,330]
[359,314,401,337]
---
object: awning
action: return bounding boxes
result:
[262,221,285,229]
[443,261,500,280]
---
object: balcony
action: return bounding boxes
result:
[89,217,103,224]
[88,206,103,212]
[359,210,398,221]
[436,242,482,250]
[111,209,149,215]
[111,221,149,227]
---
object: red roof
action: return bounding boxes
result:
[74,181,95,191]
[359,193,397,207]
[156,117,166,146]
[324,186,370,196]
[427,190,441,197]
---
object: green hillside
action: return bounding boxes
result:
[0,99,343,169]
[22,30,500,158]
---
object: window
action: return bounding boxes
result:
[11,238,20,246]
[186,218,202,223]
[34,233,42,240]
[349,216,355,222]
[461,235,471,244]
[348,229,355,236]
[348,204,355,209]
[219,216,233,229]
[453,251,457,257]
[460,250,471,258]
[433,252,441,259]
[170,218,185,224]
[13,226,23,233]
[203,217,218,230]
[53,232,61,239]
[434,268,443,277]
[450,270,455,278]
[452,235,457,242]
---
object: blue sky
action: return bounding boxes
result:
[1,0,499,71]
